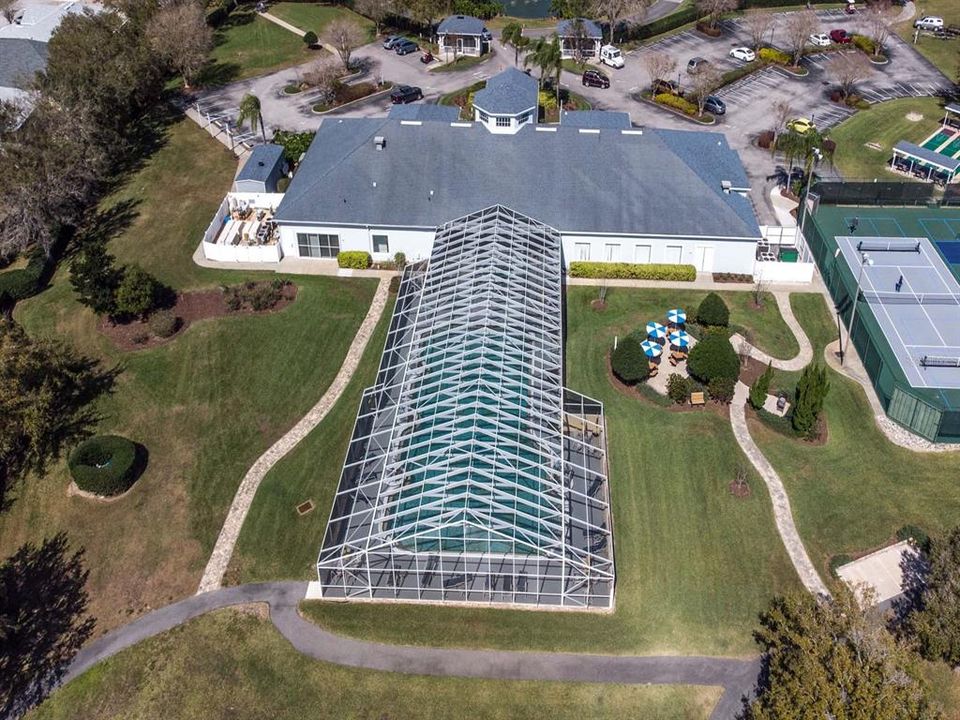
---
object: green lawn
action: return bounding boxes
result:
[291,287,802,657]
[894,0,960,80]
[29,610,722,720]
[206,8,314,83]
[432,53,496,72]
[1,119,376,633]
[751,293,960,576]
[268,2,375,41]
[829,97,946,180]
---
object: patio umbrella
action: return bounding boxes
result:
[640,339,663,358]
[645,321,666,340]
[667,308,687,325]
[669,330,691,348]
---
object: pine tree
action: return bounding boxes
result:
[792,363,829,436]
[69,243,123,317]
[749,361,774,410]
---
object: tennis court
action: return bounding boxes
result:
[836,235,960,389]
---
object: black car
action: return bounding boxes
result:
[394,39,419,55]
[390,85,423,104]
[581,69,610,89]
[703,95,725,115]
[652,79,682,96]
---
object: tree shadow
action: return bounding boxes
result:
[890,542,930,627]
[194,60,242,89]
[0,532,95,718]
[64,198,142,262]
[130,442,150,486]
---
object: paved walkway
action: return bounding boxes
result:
[729,292,812,371]
[730,382,830,598]
[197,278,391,593]
[62,582,759,720]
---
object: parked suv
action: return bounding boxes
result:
[390,85,423,103]
[914,16,944,31]
[652,79,682,96]
[382,35,403,50]
[829,28,852,43]
[686,56,710,74]
[581,69,610,88]
[703,95,726,115]
[394,39,419,55]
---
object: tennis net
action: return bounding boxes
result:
[862,291,960,305]
[920,356,960,369]
[856,239,921,253]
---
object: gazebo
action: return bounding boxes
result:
[890,140,960,184]
[942,103,960,130]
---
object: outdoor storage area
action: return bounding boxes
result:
[805,194,960,442]
[201,192,284,263]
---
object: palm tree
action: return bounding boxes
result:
[237,93,265,142]
[524,35,562,99]
[501,21,525,66]
[778,127,833,190]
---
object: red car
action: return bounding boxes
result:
[830,28,852,43]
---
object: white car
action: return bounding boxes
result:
[914,16,944,31]
[808,33,832,47]
[729,47,756,62]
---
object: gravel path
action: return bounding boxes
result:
[197,278,391,593]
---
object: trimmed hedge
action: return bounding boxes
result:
[337,251,372,269]
[687,332,739,384]
[654,92,699,117]
[68,435,141,496]
[569,261,696,281]
[758,47,791,65]
[851,34,876,55]
[697,291,730,327]
[612,334,650,385]
[0,253,47,303]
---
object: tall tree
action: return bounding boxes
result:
[0,0,18,25]
[0,319,115,501]
[237,93,266,142]
[146,0,213,88]
[688,65,721,117]
[353,0,394,35]
[783,9,816,66]
[324,17,367,70]
[591,0,650,44]
[791,362,829,436]
[524,35,562,90]
[745,586,940,720]
[866,0,894,59]
[0,533,95,717]
[69,242,124,318]
[770,99,793,150]
[742,10,775,51]
[550,0,589,19]
[832,51,871,100]
[695,0,737,31]
[501,21,528,65]
[641,50,677,92]
[906,527,960,665]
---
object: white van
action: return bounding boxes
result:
[599,45,624,69]
[914,16,944,31]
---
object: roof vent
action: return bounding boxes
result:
[257,161,265,166]
[721,180,732,194]
[374,136,386,150]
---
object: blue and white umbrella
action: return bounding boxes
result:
[640,339,663,358]
[669,330,691,348]
[667,308,687,325]
[646,321,667,340]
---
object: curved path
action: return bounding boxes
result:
[198,278,391,593]
[729,292,812,372]
[63,582,758,720]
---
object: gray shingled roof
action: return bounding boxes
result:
[437,14,486,35]
[561,110,631,129]
[472,67,538,115]
[894,140,960,173]
[236,144,285,183]
[0,38,47,90]
[388,103,461,122]
[275,118,759,240]
[557,18,602,39]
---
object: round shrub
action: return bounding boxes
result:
[68,435,141,496]
[303,30,318,47]
[687,333,739,385]
[696,291,729,327]
[667,373,688,404]
[897,525,931,553]
[709,376,735,404]
[611,335,650,385]
[148,309,180,338]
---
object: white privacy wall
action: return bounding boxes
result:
[277,225,435,262]
[560,234,758,274]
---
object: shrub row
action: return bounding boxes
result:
[851,34,876,55]
[337,251,372,269]
[569,262,696,281]
[0,253,47,303]
[68,435,140,496]
[654,92,699,117]
[224,279,289,312]
[758,47,791,65]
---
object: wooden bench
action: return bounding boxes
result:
[690,391,705,407]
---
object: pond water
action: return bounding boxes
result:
[502,0,552,18]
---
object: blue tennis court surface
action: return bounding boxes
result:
[937,240,960,264]
[836,235,960,389]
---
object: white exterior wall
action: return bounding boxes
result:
[561,234,757,274]
[278,224,434,262]
[203,242,282,263]
[753,260,815,284]
[474,106,536,135]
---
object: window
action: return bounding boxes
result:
[575,243,590,261]
[496,116,511,128]
[634,244,651,263]
[373,234,389,254]
[297,232,339,258]
[665,245,682,264]
[478,110,489,123]
[518,112,532,124]
[604,243,620,262]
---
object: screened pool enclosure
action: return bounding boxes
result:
[316,205,615,608]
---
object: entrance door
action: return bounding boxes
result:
[575,243,590,261]
[634,244,652,263]
[695,245,715,272]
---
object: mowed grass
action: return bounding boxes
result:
[830,97,945,180]
[29,610,723,720]
[269,3,375,41]
[291,287,802,657]
[209,8,312,82]
[1,118,377,633]
[894,0,960,79]
[750,293,960,576]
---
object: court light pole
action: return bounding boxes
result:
[842,251,873,365]
[798,147,823,247]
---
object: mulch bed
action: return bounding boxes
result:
[744,404,829,447]
[738,355,771,387]
[591,299,607,311]
[605,350,730,419]
[99,284,297,352]
[728,479,752,498]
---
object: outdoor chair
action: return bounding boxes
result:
[669,356,678,367]
[690,391,705,407]
[776,394,787,412]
